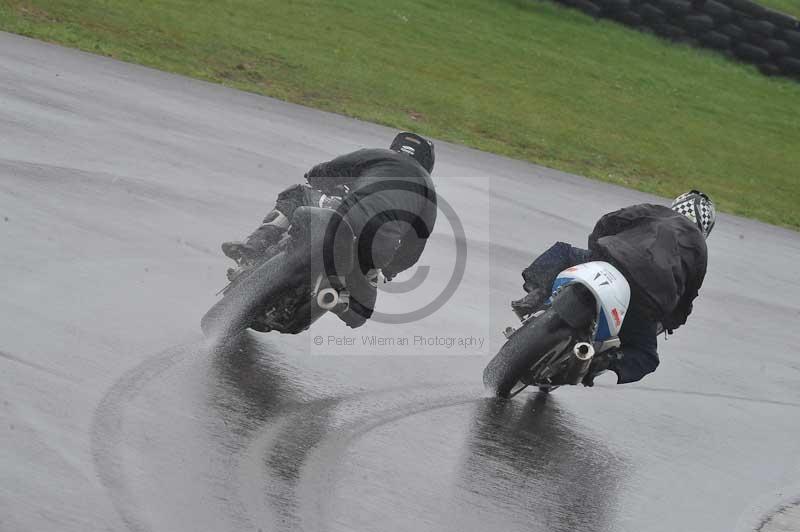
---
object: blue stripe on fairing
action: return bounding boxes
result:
[549,276,573,303]
[595,311,611,341]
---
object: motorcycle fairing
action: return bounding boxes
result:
[552,261,631,341]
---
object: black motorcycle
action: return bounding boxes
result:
[201,186,356,341]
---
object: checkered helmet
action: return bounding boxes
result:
[671,190,715,238]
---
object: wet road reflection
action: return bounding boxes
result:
[206,336,487,532]
[207,335,354,530]
[207,334,300,425]
[459,394,626,532]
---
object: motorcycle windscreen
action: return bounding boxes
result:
[552,261,631,340]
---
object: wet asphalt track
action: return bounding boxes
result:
[2,31,800,532]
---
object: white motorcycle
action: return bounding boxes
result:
[483,262,631,398]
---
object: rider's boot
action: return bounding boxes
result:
[221,241,257,262]
[510,287,548,320]
[222,210,289,262]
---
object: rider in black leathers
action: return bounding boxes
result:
[222,132,437,328]
[511,191,715,385]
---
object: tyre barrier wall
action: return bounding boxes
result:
[554,0,800,80]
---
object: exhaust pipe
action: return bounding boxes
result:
[316,288,339,310]
[573,342,595,361]
[316,288,350,314]
[564,342,595,385]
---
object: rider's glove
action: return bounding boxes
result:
[581,370,602,387]
[319,194,342,210]
[304,163,327,179]
[304,166,329,191]
[582,349,623,387]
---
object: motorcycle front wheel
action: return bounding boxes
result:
[201,249,307,342]
[483,284,595,398]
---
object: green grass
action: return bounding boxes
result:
[758,0,800,18]
[1,0,799,229]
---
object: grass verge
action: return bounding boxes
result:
[1,0,799,229]
[757,0,800,19]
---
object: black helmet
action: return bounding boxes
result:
[671,190,716,238]
[390,132,435,173]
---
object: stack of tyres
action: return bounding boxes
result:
[547,0,800,80]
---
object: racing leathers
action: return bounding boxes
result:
[515,204,707,384]
[232,148,437,329]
